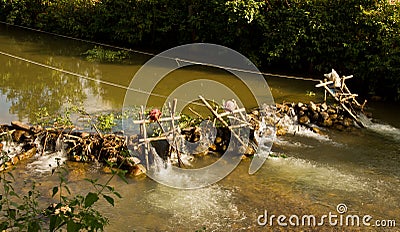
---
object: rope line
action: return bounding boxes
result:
[0,50,170,100]
[0,21,321,82]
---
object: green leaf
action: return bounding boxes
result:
[0,221,9,230]
[84,178,98,184]
[52,187,59,197]
[117,171,128,184]
[9,190,19,198]
[67,220,81,232]
[105,185,114,192]
[113,191,122,199]
[49,215,63,232]
[8,208,16,219]
[28,221,41,232]
[84,192,99,208]
[64,185,71,195]
[102,194,114,206]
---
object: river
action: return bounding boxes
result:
[0,23,399,231]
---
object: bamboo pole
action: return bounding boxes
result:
[140,106,150,170]
[169,99,183,167]
[198,95,247,147]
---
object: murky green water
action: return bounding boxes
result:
[1,24,399,231]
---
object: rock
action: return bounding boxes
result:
[300,106,308,112]
[334,124,345,131]
[13,130,27,142]
[312,127,321,134]
[81,132,90,139]
[309,101,317,112]
[11,121,31,131]
[209,144,217,151]
[311,112,319,121]
[343,118,354,127]
[329,114,338,120]
[320,111,330,120]
[327,108,336,114]
[322,118,333,127]
[276,127,287,136]
[132,164,146,176]
[321,102,328,111]
[30,125,43,134]
[298,115,310,125]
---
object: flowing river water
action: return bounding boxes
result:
[1,24,400,231]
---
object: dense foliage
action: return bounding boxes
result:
[1,0,400,100]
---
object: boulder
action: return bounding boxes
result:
[321,118,333,127]
[309,101,317,112]
[320,112,330,121]
[343,118,354,127]
[11,121,31,131]
[298,115,310,125]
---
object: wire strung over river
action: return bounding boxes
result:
[0,21,321,83]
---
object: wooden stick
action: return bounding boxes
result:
[0,129,15,137]
[41,132,48,156]
[198,95,247,147]
[218,108,247,118]
[140,106,149,170]
[315,80,333,88]
[320,82,363,127]
[132,116,181,124]
[188,107,203,119]
[138,135,185,143]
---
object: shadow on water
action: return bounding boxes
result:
[0,24,151,122]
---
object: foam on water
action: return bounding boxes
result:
[274,137,313,148]
[278,114,332,142]
[266,156,367,192]
[0,141,23,166]
[367,122,400,142]
[27,136,67,174]
[145,184,245,230]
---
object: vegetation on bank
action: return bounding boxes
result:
[0,0,400,100]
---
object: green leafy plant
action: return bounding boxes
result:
[0,152,128,231]
[0,167,43,231]
[82,46,130,63]
[96,113,117,132]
